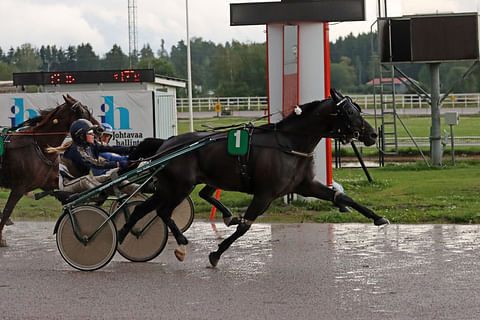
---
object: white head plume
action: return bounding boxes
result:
[294,105,302,115]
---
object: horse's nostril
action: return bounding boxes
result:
[371,132,378,139]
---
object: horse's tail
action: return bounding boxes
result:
[129,137,165,161]
[46,140,73,154]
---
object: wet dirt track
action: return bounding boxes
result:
[1,221,480,320]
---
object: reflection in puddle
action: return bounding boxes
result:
[184,222,273,277]
[329,224,480,315]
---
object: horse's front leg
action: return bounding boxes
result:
[209,195,272,267]
[199,185,239,226]
[0,190,25,247]
[295,180,389,226]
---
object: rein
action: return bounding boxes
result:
[201,121,317,158]
[133,132,228,163]
[6,131,69,136]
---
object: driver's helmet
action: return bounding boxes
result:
[101,123,113,137]
[70,119,94,143]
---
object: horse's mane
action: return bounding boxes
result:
[277,99,329,126]
[11,102,68,131]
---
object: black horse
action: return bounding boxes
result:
[0,95,99,246]
[119,89,389,266]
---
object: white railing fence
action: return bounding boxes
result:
[177,93,480,112]
[177,96,268,112]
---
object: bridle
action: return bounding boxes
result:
[6,100,92,137]
[330,96,365,144]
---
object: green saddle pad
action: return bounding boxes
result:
[0,128,9,156]
[227,129,249,156]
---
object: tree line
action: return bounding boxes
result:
[1,32,478,96]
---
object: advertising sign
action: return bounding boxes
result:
[0,91,156,146]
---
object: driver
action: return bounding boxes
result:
[92,123,128,177]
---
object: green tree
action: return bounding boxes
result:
[0,62,18,80]
[157,39,169,59]
[76,43,99,70]
[331,56,356,90]
[212,41,266,97]
[140,44,155,60]
[65,45,77,70]
[12,43,41,72]
[170,38,221,95]
[6,47,15,64]
[103,44,129,69]
[136,57,175,77]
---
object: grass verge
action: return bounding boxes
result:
[5,160,479,224]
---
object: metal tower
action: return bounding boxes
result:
[128,0,138,67]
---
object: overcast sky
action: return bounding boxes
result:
[1,0,478,56]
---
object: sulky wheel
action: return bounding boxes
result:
[56,205,117,271]
[110,194,194,233]
[112,200,168,262]
[171,196,195,233]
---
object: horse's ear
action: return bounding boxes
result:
[330,88,343,103]
[63,94,75,104]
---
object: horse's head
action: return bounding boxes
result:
[329,88,377,146]
[59,94,101,129]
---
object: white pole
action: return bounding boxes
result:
[186,0,194,132]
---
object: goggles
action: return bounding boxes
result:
[86,129,94,135]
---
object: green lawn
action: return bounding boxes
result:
[3,115,479,224]
[6,160,479,224]
[375,114,480,137]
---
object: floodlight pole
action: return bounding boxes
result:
[429,63,442,166]
[186,0,194,132]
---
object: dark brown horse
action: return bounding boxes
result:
[119,88,389,266]
[0,95,99,246]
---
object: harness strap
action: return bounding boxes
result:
[286,150,314,157]
[237,125,255,193]
[238,154,252,193]
[34,143,59,167]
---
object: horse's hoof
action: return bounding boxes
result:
[0,239,7,247]
[209,252,220,267]
[374,217,390,226]
[174,245,186,262]
[226,217,240,227]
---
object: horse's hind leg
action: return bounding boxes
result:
[334,192,389,225]
[117,193,163,244]
[209,195,272,267]
[199,185,239,226]
[155,194,194,261]
[295,180,389,226]
[0,190,24,247]
[160,214,188,261]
